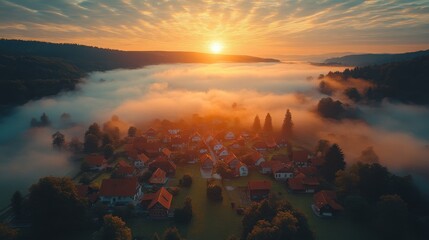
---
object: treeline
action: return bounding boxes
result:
[321,55,429,105]
[0,55,82,106]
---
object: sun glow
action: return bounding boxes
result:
[210,42,223,54]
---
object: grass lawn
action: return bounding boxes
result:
[126,164,377,240]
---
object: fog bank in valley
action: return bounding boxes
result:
[1,62,429,207]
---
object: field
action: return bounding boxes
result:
[126,164,377,240]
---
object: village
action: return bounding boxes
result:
[75,111,343,224]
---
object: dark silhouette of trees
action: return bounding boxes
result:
[52,131,65,150]
[85,123,102,139]
[315,139,330,156]
[317,97,346,120]
[207,184,223,201]
[344,87,362,102]
[357,146,379,164]
[375,195,408,240]
[162,227,183,240]
[0,223,18,240]
[252,115,261,133]
[214,161,233,179]
[181,174,193,187]
[94,214,132,240]
[30,113,52,127]
[263,113,273,134]
[128,126,137,137]
[84,134,99,153]
[103,144,114,159]
[11,191,23,218]
[174,197,193,224]
[68,137,83,153]
[281,109,293,140]
[321,144,345,182]
[28,177,87,238]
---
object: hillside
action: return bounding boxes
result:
[0,39,279,107]
[324,50,429,66]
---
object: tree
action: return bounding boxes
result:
[52,131,65,150]
[174,197,193,224]
[85,123,102,138]
[94,214,132,240]
[358,163,390,202]
[68,137,83,153]
[263,113,273,134]
[375,195,409,240]
[357,146,379,164]
[0,223,18,240]
[272,211,298,239]
[317,97,345,120]
[315,139,330,156]
[103,144,114,159]
[162,227,183,240]
[335,168,359,197]
[252,115,261,133]
[281,109,293,140]
[207,184,223,201]
[344,195,370,223]
[128,126,137,137]
[247,220,280,240]
[214,161,233,179]
[84,133,99,153]
[28,177,87,237]
[153,233,161,240]
[181,174,193,187]
[344,87,362,102]
[40,112,51,126]
[11,191,23,218]
[321,144,346,182]
[102,133,113,147]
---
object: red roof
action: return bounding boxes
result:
[148,187,173,210]
[288,178,305,191]
[149,158,177,173]
[99,178,139,197]
[313,190,343,211]
[253,141,267,149]
[297,167,318,176]
[199,154,212,163]
[293,150,309,163]
[137,153,150,163]
[162,148,172,157]
[248,180,272,190]
[271,161,293,174]
[224,153,238,165]
[265,136,277,148]
[260,161,271,169]
[149,168,167,184]
[311,156,325,167]
[85,155,105,167]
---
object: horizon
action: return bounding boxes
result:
[1,0,428,56]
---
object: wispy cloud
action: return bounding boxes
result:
[0,0,428,55]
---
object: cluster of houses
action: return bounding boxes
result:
[78,124,343,218]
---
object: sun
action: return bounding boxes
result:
[210,42,223,54]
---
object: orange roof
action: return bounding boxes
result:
[288,178,305,191]
[265,136,277,148]
[313,190,343,211]
[248,180,272,190]
[99,178,139,197]
[224,153,238,165]
[297,167,317,176]
[137,153,150,163]
[148,187,173,210]
[236,161,247,169]
[149,168,167,184]
[293,150,309,163]
[199,154,212,163]
[271,161,293,174]
[162,148,172,156]
[117,160,131,168]
[85,155,105,166]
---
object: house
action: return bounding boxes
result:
[229,138,245,149]
[245,151,266,167]
[311,156,325,169]
[168,128,180,135]
[144,128,159,142]
[99,178,142,206]
[312,190,343,217]
[248,180,272,201]
[271,154,289,163]
[240,131,251,140]
[210,141,223,152]
[200,154,214,170]
[84,155,106,171]
[288,173,320,193]
[197,142,209,154]
[235,161,249,177]
[259,161,272,174]
[140,142,162,158]
[190,132,202,143]
[223,153,240,169]
[265,136,278,150]
[271,161,294,181]
[149,168,168,185]
[253,141,267,152]
[161,148,172,159]
[115,160,134,177]
[292,150,310,167]
[217,147,229,157]
[171,137,186,151]
[141,187,173,219]
[224,131,236,140]
[134,153,150,168]
[149,157,177,175]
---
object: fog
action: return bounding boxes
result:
[1,62,429,207]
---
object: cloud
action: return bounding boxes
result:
[0,0,428,55]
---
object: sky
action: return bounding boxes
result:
[1,0,429,57]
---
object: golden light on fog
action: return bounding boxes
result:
[210,42,223,54]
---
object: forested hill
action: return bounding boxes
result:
[0,39,278,72]
[324,49,429,66]
[325,55,429,105]
[0,39,278,108]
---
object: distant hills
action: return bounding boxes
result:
[0,39,278,108]
[324,50,429,66]
[0,39,279,72]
